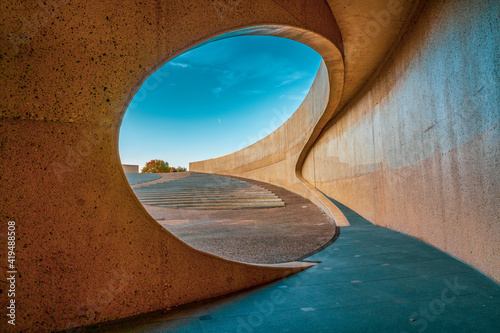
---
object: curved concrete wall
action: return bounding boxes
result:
[193,1,500,281]
[0,1,343,331]
[191,0,499,283]
[190,0,421,226]
[303,0,499,282]
[190,60,349,226]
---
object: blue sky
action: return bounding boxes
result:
[119,35,321,170]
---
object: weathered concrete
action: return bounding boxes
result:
[0,1,344,331]
[191,0,499,284]
[303,0,500,282]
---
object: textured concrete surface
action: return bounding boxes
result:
[4,0,496,332]
[0,1,346,331]
[84,199,500,332]
[302,0,500,282]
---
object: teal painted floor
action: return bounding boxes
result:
[83,197,500,333]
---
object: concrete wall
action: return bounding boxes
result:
[192,0,499,282]
[0,0,343,331]
[122,164,139,173]
[303,0,499,282]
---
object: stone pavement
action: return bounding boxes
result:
[85,194,500,332]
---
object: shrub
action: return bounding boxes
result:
[141,159,170,173]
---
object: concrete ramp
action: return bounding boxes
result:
[133,173,285,210]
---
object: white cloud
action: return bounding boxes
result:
[169,62,190,68]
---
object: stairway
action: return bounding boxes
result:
[133,173,285,210]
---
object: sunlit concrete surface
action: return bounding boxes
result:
[84,199,500,332]
[122,164,139,173]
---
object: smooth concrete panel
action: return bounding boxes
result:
[303,0,499,282]
[122,164,139,173]
[0,1,343,331]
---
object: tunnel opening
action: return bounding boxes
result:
[118,29,336,264]
[119,34,322,169]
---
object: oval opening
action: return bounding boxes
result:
[119,33,335,264]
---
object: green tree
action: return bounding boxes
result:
[176,166,187,172]
[141,159,170,173]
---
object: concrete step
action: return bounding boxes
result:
[154,202,285,209]
[135,192,277,197]
[134,190,274,195]
[140,198,283,204]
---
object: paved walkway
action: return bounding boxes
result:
[86,195,500,332]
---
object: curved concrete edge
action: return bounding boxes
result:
[109,7,341,314]
[190,38,348,227]
[235,261,317,269]
[108,6,342,329]
[111,22,341,313]
[296,175,350,227]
